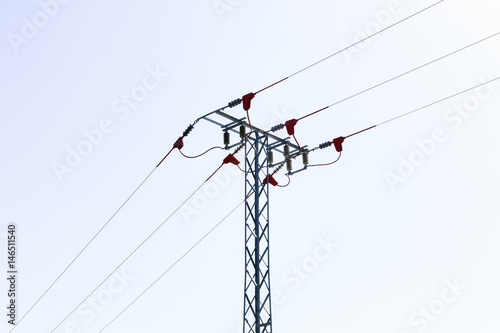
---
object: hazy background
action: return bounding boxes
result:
[1,0,500,332]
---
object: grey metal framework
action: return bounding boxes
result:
[243,132,272,333]
[202,110,300,333]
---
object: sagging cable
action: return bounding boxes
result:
[271,120,302,158]
[180,146,224,159]
[309,151,342,168]
[277,175,291,188]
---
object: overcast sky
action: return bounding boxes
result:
[2,0,500,332]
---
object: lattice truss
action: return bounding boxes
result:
[243,132,272,333]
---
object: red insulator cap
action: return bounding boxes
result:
[284,119,298,135]
[242,93,255,111]
[223,154,240,166]
[173,136,184,150]
[263,174,278,187]
[332,137,345,152]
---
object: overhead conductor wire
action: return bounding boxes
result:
[308,76,500,164]
[239,1,444,131]
[376,76,500,127]
[268,31,500,149]
[99,199,246,332]
[100,156,292,331]
[95,76,500,332]
[11,167,158,331]
[179,146,224,159]
[309,152,342,168]
[13,2,446,330]
[299,31,500,121]
[66,16,500,333]
[49,144,244,333]
[242,1,444,103]
[10,100,244,332]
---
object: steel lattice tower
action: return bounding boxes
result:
[202,110,300,333]
[243,132,272,333]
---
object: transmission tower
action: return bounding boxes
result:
[202,110,300,333]
[243,131,272,332]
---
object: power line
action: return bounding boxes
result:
[12,115,236,331]
[309,152,342,168]
[49,178,208,332]
[289,2,445,78]
[324,32,500,112]
[179,146,224,159]
[11,105,241,332]
[277,175,291,188]
[99,199,246,332]
[242,1,445,102]
[191,1,444,138]
[194,1,444,123]
[49,150,242,332]
[12,2,472,328]
[376,76,500,127]
[155,146,176,167]
[96,75,500,331]
[11,5,432,322]
[308,76,500,157]
[272,31,500,134]
[229,1,445,132]
[9,166,158,332]
[153,1,451,177]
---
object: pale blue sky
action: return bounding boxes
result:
[1,0,500,332]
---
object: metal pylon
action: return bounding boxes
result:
[243,131,272,333]
[201,110,299,333]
